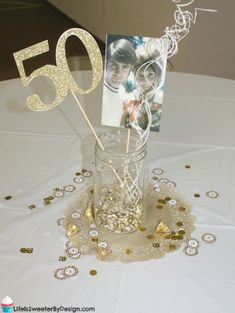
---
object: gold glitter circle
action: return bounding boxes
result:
[156,205,163,209]
[89,269,97,276]
[152,243,160,248]
[124,248,132,254]
[138,226,146,232]
[176,221,183,226]
[5,196,12,200]
[178,230,185,235]
[75,172,81,176]
[194,193,200,198]
[29,204,36,209]
[147,235,155,240]
[165,197,171,201]
[169,244,176,250]
[20,248,27,253]
[185,165,191,169]
[178,207,186,211]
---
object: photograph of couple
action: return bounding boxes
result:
[101,34,167,132]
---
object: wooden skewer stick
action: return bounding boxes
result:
[126,128,131,153]
[71,91,123,186]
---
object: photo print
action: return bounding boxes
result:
[101,34,168,132]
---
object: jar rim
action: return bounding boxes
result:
[95,129,146,158]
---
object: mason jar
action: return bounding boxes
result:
[94,129,148,234]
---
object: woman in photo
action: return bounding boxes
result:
[120,41,164,132]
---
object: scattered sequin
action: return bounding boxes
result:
[152,168,164,175]
[66,247,81,259]
[202,233,216,244]
[206,191,219,199]
[53,190,64,198]
[64,266,78,278]
[54,268,66,280]
[89,269,97,276]
[73,176,84,184]
[97,241,108,249]
[168,199,177,205]
[82,170,93,178]
[63,185,76,192]
[158,178,169,184]
[194,193,200,198]
[20,248,27,253]
[29,204,36,209]
[184,246,198,256]
[59,256,67,261]
[88,230,100,237]
[187,239,200,248]
[185,165,191,169]
[5,196,12,200]
[71,212,81,219]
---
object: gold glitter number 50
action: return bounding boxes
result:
[13,28,103,111]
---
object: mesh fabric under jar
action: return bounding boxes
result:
[94,129,148,234]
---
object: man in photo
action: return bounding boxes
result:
[102,38,136,127]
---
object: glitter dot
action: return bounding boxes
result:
[178,207,186,211]
[29,204,36,209]
[156,205,163,209]
[5,196,12,200]
[169,244,176,250]
[138,226,146,232]
[185,165,191,169]
[176,221,183,226]
[194,193,200,198]
[147,235,155,240]
[89,269,97,276]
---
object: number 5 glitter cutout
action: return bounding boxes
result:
[14,28,106,150]
[13,28,103,111]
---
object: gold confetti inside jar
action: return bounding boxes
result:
[94,129,148,234]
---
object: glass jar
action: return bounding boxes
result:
[94,129,148,234]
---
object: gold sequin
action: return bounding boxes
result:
[147,235,155,240]
[138,226,146,232]
[5,196,12,200]
[178,207,186,211]
[59,256,67,261]
[156,205,163,209]
[89,269,97,276]
[185,165,191,169]
[152,243,160,248]
[124,248,132,254]
[194,193,200,198]
[75,172,81,176]
[165,197,171,201]
[176,221,183,226]
[169,244,176,250]
[29,204,36,209]
[20,248,27,253]
[158,199,166,204]
[178,230,185,235]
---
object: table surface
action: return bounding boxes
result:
[0,71,235,313]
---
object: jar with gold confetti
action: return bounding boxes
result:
[94,129,148,234]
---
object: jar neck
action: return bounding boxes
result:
[95,129,147,164]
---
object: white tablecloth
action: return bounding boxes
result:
[0,71,235,313]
